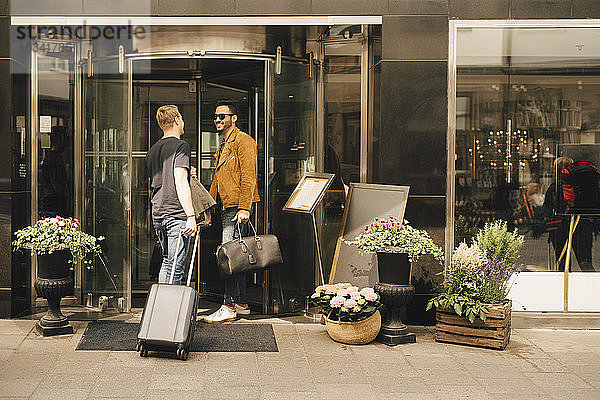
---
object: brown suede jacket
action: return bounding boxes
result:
[209,127,260,210]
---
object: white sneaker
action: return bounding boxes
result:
[202,305,237,323]
[235,304,251,316]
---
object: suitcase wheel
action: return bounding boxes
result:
[139,344,148,358]
[176,345,188,361]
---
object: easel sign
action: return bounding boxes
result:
[282,172,334,286]
[329,183,410,287]
[282,173,335,214]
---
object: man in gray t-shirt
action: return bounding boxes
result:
[145,105,196,284]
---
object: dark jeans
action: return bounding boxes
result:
[550,218,595,272]
[221,206,252,307]
[154,217,192,285]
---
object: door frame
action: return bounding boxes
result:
[121,51,319,312]
[30,35,83,308]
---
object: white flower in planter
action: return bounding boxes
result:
[360,287,375,297]
[344,298,357,309]
[364,293,378,302]
[330,296,345,308]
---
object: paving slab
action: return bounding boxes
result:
[262,392,318,400]
[201,384,262,400]
[2,318,600,399]
[0,320,35,335]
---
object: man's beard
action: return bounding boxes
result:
[217,120,232,133]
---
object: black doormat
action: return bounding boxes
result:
[76,320,278,352]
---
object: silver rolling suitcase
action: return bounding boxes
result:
[137,233,199,361]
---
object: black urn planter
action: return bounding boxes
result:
[34,249,74,336]
[374,249,416,345]
[376,250,411,285]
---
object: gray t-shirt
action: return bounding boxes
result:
[145,137,191,222]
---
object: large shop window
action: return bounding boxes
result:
[455,27,600,311]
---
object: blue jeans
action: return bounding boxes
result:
[221,207,252,307]
[154,217,191,285]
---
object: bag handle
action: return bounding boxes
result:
[235,220,258,265]
[236,220,262,251]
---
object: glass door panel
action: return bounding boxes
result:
[33,39,77,305]
[268,60,317,313]
[130,75,197,306]
[82,58,128,307]
[197,59,265,309]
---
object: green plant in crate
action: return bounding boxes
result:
[427,221,523,323]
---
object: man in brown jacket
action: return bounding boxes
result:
[203,99,260,323]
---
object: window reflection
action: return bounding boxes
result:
[323,44,361,276]
[456,27,600,272]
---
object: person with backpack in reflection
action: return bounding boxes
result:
[543,156,595,272]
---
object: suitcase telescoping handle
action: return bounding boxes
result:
[186,233,199,287]
[168,232,200,287]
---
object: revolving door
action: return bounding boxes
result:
[81,51,318,313]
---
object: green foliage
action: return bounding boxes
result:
[426,293,489,324]
[454,214,478,242]
[13,216,103,268]
[474,220,524,266]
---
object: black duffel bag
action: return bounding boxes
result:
[216,221,283,275]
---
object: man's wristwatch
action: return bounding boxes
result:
[186,215,195,219]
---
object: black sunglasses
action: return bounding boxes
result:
[214,113,234,121]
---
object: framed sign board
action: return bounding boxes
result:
[329,183,410,286]
[282,173,335,214]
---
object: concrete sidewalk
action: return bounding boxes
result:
[1,316,600,400]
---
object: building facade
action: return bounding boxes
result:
[2,1,600,321]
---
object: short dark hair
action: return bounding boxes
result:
[215,99,237,116]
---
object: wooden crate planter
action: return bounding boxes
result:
[435,300,512,350]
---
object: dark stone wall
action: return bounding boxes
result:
[6,0,600,17]
[0,2,11,317]
[378,14,449,324]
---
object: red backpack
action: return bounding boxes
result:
[561,161,600,214]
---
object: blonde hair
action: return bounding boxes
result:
[527,182,541,195]
[156,105,181,131]
[554,156,574,174]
